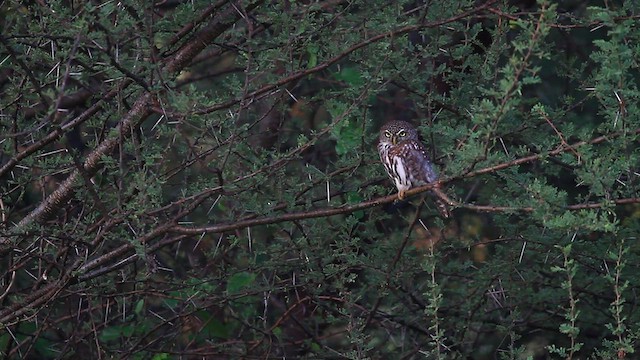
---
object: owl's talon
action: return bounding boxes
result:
[397,190,406,200]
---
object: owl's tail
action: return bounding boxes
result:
[434,198,451,219]
[430,187,452,219]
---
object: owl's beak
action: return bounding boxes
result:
[391,135,397,145]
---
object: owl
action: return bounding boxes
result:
[378,120,450,218]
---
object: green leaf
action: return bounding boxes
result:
[227,271,257,294]
[331,119,362,156]
[100,325,135,343]
[333,66,364,86]
[206,319,232,339]
[306,44,318,68]
[134,299,144,315]
[347,191,365,219]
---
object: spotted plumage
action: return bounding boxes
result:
[378,120,450,218]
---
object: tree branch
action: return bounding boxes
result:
[71,126,640,283]
[194,0,499,115]
[0,1,266,249]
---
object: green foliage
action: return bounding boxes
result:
[2,0,640,358]
[225,271,252,291]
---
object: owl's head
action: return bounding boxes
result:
[379,120,419,145]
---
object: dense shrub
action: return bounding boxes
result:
[1,0,639,358]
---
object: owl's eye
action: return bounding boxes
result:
[384,131,391,138]
[397,130,406,137]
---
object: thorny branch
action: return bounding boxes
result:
[193,0,499,115]
[172,126,640,236]
[0,0,265,325]
[1,1,264,242]
[68,124,640,286]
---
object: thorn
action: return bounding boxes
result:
[614,90,622,103]
[193,231,206,251]
[213,234,223,257]
[0,55,10,68]
[326,180,330,203]
[207,194,222,215]
[151,114,165,131]
[499,137,509,156]
[518,241,526,263]
[285,88,298,102]
[603,259,610,276]
[35,148,67,158]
